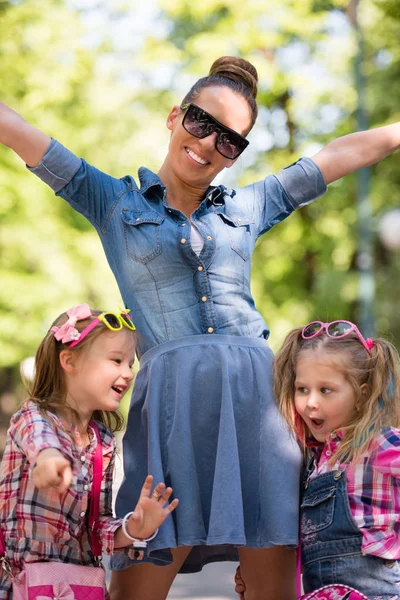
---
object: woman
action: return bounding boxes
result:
[1,56,399,600]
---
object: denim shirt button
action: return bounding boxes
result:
[136,217,140,222]
[201,296,207,302]
[198,266,204,271]
[181,238,187,244]
[333,470,342,480]
[207,327,214,333]
[207,236,212,241]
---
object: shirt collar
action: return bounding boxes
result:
[305,429,345,449]
[137,167,165,196]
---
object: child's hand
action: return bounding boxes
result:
[125,475,179,540]
[32,448,72,492]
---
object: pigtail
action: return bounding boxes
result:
[334,337,400,464]
[273,327,305,444]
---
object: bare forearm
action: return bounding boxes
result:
[312,122,400,185]
[114,526,135,549]
[0,101,51,167]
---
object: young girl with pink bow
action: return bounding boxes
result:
[0,304,178,600]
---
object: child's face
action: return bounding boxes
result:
[65,328,135,419]
[294,350,357,442]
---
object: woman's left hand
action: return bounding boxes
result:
[125,475,179,540]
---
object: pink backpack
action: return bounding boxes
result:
[300,584,369,599]
[235,566,370,600]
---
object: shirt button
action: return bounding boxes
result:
[83,484,89,491]
[207,236,212,241]
[207,327,214,333]
[237,218,241,223]
[168,210,172,213]
[80,456,86,462]
[181,238,187,244]
[201,296,207,302]
[181,223,186,226]
[325,450,332,457]
[136,217,140,222]
[80,511,86,517]
[198,266,203,271]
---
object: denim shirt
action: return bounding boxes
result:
[29,140,326,357]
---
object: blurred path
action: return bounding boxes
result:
[169,562,238,599]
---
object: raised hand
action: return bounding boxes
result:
[124,475,179,540]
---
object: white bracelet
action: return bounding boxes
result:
[121,512,159,548]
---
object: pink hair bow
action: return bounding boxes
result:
[37,581,76,600]
[51,303,92,344]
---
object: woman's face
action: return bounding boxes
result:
[166,86,253,188]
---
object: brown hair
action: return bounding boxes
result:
[26,309,130,433]
[274,326,400,464]
[181,56,259,132]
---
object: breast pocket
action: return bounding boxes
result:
[301,486,336,536]
[122,210,164,264]
[219,213,253,261]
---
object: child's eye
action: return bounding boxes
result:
[296,386,307,394]
[113,358,122,364]
[321,387,332,394]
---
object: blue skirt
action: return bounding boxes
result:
[111,335,301,573]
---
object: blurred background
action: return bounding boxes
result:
[1,0,400,449]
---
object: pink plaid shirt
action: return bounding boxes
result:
[0,402,127,598]
[309,426,400,560]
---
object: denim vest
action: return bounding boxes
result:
[301,468,400,598]
[29,140,326,357]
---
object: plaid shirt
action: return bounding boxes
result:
[308,426,400,560]
[0,402,126,598]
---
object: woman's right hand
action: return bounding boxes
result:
[32,448,73,492]
[0,101,51,166]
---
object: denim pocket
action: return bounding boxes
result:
[122,209,164,264]
[218,213,253,261]
[301,486,336,536]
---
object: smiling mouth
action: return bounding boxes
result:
[185,147,209,165]
[112,385,125,395]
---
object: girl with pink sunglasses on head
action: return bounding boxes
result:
[275,321,400,599]
[0,304,178,600]
[236,320,400,599]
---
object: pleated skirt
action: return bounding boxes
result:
[111,334,301,573]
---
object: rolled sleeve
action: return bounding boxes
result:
[94,516,124,555]
[27,138,82,193]
[276,157,327,208]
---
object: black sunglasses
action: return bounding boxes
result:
[181,103,249,160]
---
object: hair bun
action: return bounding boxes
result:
[209,56,258,99]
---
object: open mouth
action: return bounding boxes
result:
[310,418,324,428]
[112,385,125,395]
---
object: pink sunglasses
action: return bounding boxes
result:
[302,320,374,355]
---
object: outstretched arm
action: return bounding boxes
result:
[312,122,400,185]
[0,101,51,167]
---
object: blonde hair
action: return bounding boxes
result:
[26,309,130,433]
[274,326,400,464]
